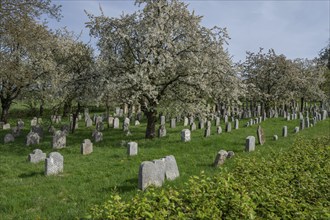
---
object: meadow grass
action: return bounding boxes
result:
[0,112,329,219]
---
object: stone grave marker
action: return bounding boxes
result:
[273,135,278,141]
[31,117,38,126]
[217,126,222,134]
[225,122,231,132]
[85,118,93,127]
[108,116,114,127]
[214,150,228,167]
[170,118,176,128]
[190,122,196,131]
[81,139,93,155]
[245,136,255,152]
[300,119,305,130]
[26,132,40,146]
[305,117,310,128]
[113,118,120,129]
[52,130,66,149]
[234,119,239,129]
[138,159,165,191]
[164,155,179,180]
[4,133,14,143]
[127,142,138,156]
[11,126,21,137]
[45,152,63,176]
[32,125,44,138]
[160,116,166,125]
[282,126,288,137]
[257,125,265,145]
[96,121,104,131]
[28,149,46,163]
[158,125,166,138]
[294,127,299,133]
[183,117,189,126]
[17,119,24,129]
[92,130,103,142]
[181,129,191,142]
[135,120,140,126]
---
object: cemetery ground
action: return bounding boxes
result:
[0,108,329,219]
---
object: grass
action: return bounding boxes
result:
[0,110,329,219]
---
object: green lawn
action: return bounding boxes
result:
[0,113,329,219]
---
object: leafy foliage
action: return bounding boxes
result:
[87,136,330,219]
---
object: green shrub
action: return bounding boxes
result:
[86,136,329,219]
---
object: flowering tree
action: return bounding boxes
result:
[87,0,236,138]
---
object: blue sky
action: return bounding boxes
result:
[48,0,329,62]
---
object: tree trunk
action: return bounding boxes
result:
[300,97,304,113]
[145,110,157,139]
[0,100,11,123]
[71,102,81,134]
[63,101,72,117]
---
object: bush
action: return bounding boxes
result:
[85,136,330,219]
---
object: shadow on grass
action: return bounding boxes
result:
[100,178,138,194]
[18,171,44,178]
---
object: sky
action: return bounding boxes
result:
[48,0,329,63]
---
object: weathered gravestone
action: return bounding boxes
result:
[138,155,179,190]
[257,125,265,145]
[48,125,56,134]
[85,118,93,127]
[26,132,40,146]
[217,126,222,134]
[213,150,228,167]
[31,117,38,126]
[273,135,278,141]
[92,130,103,142]
[164,155,180,180]
[181,129,191,142]
[198,119,204,129]
[170,118,176,128]
[123,118,130,131]
[245,136,255,152]
[321,110,327,120]
[3,123,10,130]
[300,119,305,130]
[234,119,239,129]
[215,117,220,126]
[225,122,232,132]
[305,117,310,128]
[52,130,66,149]
[127,142,138,156]
[61,124,70,135]
[189,116,194,125]
[96,121,104,131]
[11,126,21,137]
[45,152,63,176]
[28,149,46,163]
[113,118,120,129]
[294,127,300,133]
[135,120,140,126]
[227,151,235,158]
[4,133,14,143]
[183,117,189,126]
[282,126,288,137]
[204,125,211,137]
[81,139,93,155]
[190,122,196,131]
[160,116,166,126]
[138,159,165,190]
[158,125,166,138]
[31,125,43,138]
[108,116,114,127]
[17,119,24,129]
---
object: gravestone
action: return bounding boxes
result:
[160,116,165,125]
[287,115,290,121]
[92,130,103,142]
[245,136,255,152]
[31,117,38,126]
[204,126,211,137]
[96,121,104,131]
[257,125,265,145]
[28,149,46,163]
[123,118,130,131]
[113,118,120,129]
[215,117,220,126]
[52,130,66,149]
[294,127,299,133]
[81,139,93,155]
[48,125,56,134]
[282,126,288,137]
[227,151,235,158]
[3,123,10,130]
[31,125,43,138]
[45,152,63,176]
[170,118,176,128]
[17,119,24,129]
[225,122,231,132]
[321,110,327,120]
[138,159,165,190]
[217,126,222,134]
[26,132,40,146]
[4,133,14,143]
[198,120,204,129]
[164,155,179,180]
[158,125,166,138]
[108,116,114,127]
[181,129,191,142]
[183,117,189,126]
[234,119,239,129]
[85,118,93,127]
[60,124,70,135]
[189,116,194,125]
[134,120,140,126]
[127,142,138,156]
[273,135,278,141]
[214,150,228,167]
[299,119,305,130]
[224,115,228,124]
[11,126,21,137]
[190,122,196,131]
[305,117,310,128]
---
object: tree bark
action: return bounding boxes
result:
[0,100,11,123]
[145,110,157,139]
[63,101,72,117]
[300,97,305,112]
[71,102,81,134]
